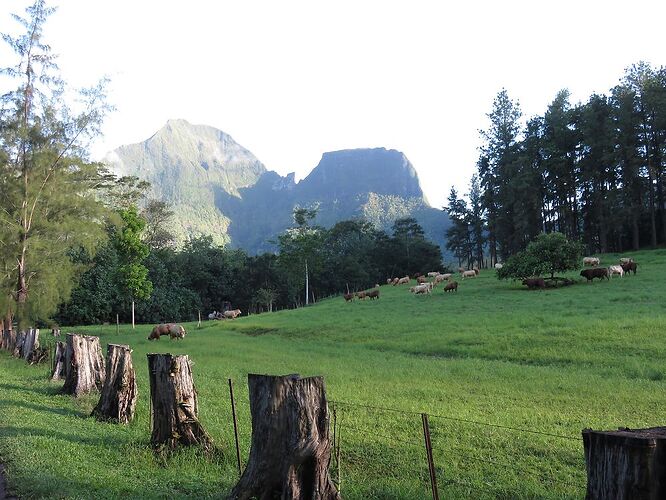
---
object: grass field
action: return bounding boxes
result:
[1,249,666,498]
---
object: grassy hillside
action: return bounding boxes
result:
[1,249,665,498]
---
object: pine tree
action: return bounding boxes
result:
[0,0,111,327]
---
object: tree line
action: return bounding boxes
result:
[55,208,443,326]
[446,62,666,268]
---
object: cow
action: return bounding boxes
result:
[461,270,476,279]
[583,257,600,266]
[608,265,624,278]
[621,261,638,275]
[417,276,427,284]
[443,281,458,292]
[580,268,608,282]
[223,309,242,319]
[366,289,380,300]
[148,323,186,341]
[619,258,634,264]
[343,293,354,302]
[522,278,545,290]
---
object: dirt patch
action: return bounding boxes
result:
[238,327,279,337]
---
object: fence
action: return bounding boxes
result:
[221,379,586,499]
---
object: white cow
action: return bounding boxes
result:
[608,265,624,278]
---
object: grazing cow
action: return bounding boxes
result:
[522,278,545,290]
[621,261,638,275]
[458,267,465,273]
[417,276,427,284]
[148,323,186,341]
[461,270,477,279]
[619,258,634,264]
[580,268,608,282]
[356,291,367,300]
[495,263,503,270]
[396,276,409,285]
[224,309,242,319]
[443,281,458,292]
[366,289,380,300]
[583,257,600,266]
[411,284,431,294]
[608,265,624,278]
[386,278,392,285]
[391,277,400,286]
[434,273,451,284]
[343,293,354,302]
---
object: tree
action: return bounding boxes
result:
[113,206,152,328]
[0,0,111,327]
[497,232,583,281]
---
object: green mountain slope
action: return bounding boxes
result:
[104,120,449,252]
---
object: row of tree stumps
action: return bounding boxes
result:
[9,327,665,498]
[44,332,341,499]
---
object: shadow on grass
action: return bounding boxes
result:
[0,382,62,397]
[0,424,136,447]
[0,399,81,418]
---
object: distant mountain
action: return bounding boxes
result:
[104,120,449,253]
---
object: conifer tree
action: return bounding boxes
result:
[0,0,111,327]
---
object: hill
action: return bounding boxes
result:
[104,120,449,253]
[1,249,665,497]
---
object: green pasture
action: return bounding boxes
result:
[1,249,665,498]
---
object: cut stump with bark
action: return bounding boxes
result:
[12,328,39,361]
[92,344,138,423]
[1,328,16,352]
[62,334,105,397]
[583,426,666,499]
[147,353,213,452]
[51,341,66,381]
[229,374,341,500]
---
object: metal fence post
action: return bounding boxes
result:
[228,378,242,477]
[422,413,439,500]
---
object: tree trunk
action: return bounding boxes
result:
[147,353,213,452]
[583,427,666,500]
[51,341,66,381]
[131,299,135,329]
[230,374,341,500]
[92,344,138,424]
[1,317,16,352]
[62,334,105,397]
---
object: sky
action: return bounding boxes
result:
[1,0,665,209]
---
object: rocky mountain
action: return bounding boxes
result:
[104,120,449,253]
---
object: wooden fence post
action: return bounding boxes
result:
[422,413,439,500]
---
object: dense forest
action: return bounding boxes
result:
[447,62,666,267]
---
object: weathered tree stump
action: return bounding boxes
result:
[51,341,66,380]
[92,344,138,423]
[1,328,16,352]
[583,426,666,499]
[12,328,39,361]
[147,353,213,452]
[230,374,341,500]
[62,334,105,397]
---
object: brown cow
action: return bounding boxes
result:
[621,262,638,275]
[443,281,458,292]
[580,268,608,282]
[148,323,186,341]
[343,293,355,302]
[356,291,367,300]
[366,289,380,300]
[522,278,545,290]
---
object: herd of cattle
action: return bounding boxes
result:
[579,257,638,282]
[344,256,640,300]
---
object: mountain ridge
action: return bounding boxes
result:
[103,120,449,253]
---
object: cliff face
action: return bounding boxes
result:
[105,121,449,253]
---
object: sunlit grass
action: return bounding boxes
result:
[1,249,664,498]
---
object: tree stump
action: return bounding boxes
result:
[147,353,213,452]
[16,328,39,361]
[92,344,138,423]
[583,426,666,499]
[62,334,105,397]
[230,374,341,500]
[1,327,16,352]
[51,341,66,381]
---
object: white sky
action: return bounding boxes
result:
[1,0,665,208]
